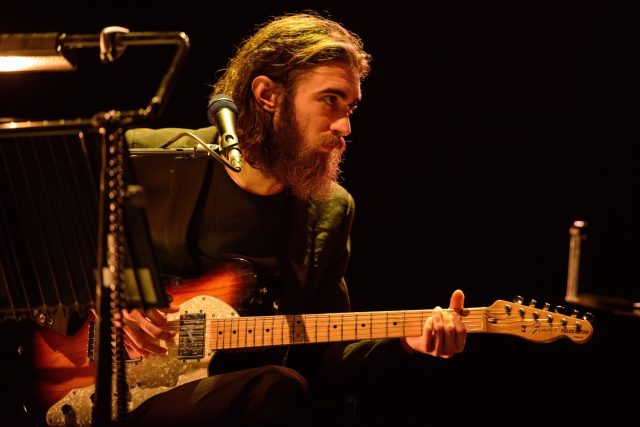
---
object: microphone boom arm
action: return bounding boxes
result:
[160,131,242,172]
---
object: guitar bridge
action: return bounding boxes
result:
[178,312,206,359]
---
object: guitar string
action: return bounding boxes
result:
[159,313,585,332]
[150,309,588,350]
[158,310,585,330]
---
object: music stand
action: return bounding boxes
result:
[0,27,189,426]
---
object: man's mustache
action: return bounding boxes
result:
[322,136,345,151]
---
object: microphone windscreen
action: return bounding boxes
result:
[207,94,238,123]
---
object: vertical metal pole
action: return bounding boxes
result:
[566,220,587,304]
[92,114,128,427]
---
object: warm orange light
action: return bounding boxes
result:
[0,55,73,72]
[0,33,74,72]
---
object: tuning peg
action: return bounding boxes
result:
[583,312,594,322]
[555,305,566,314]
[529,299,537,308]
[513,295,524,304]
[571,309,579,318]
[543,302,551,311]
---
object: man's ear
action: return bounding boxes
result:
[252,76,281,113]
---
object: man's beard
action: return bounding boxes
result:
[265,100,345,201]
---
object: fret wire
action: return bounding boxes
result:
[234,316,239,348]
[354,312,358,340]
[222,318,227,349]
[222,317,227,350]
[403,311,406,337]
[244,316,248,349]
[215,317,219,350]
[291,314,296,344]
[224,317,229,349]
[216,317,221,350]
[270,316,274,346]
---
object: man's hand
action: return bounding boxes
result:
[400,289,466,358]
[122,305,180,358]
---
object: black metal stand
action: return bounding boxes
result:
[0,27,190,427]
[93,117,129,427]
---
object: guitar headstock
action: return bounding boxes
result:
[484,296,593,344]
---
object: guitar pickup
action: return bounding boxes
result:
[178,312,206,359]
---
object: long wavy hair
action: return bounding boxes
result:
[209,12,371,168]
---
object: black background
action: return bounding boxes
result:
[1,1,637,425]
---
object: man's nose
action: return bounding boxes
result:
[330,116,351,137]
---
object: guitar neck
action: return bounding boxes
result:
[203,299,593,349]
[207,308,485,350]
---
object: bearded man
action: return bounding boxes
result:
[121,12,466,426]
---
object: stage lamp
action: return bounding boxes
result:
[0,33,75,72]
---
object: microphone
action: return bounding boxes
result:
[207,94,243,170]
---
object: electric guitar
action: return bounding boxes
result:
[22,259,593,426]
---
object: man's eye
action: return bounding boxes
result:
[324,95,337,106]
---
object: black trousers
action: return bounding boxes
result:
[122,365,310,427]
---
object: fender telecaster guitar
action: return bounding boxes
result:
[23,259,593,426]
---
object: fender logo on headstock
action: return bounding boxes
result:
[486,296,594,344]
[528,325,590,336]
